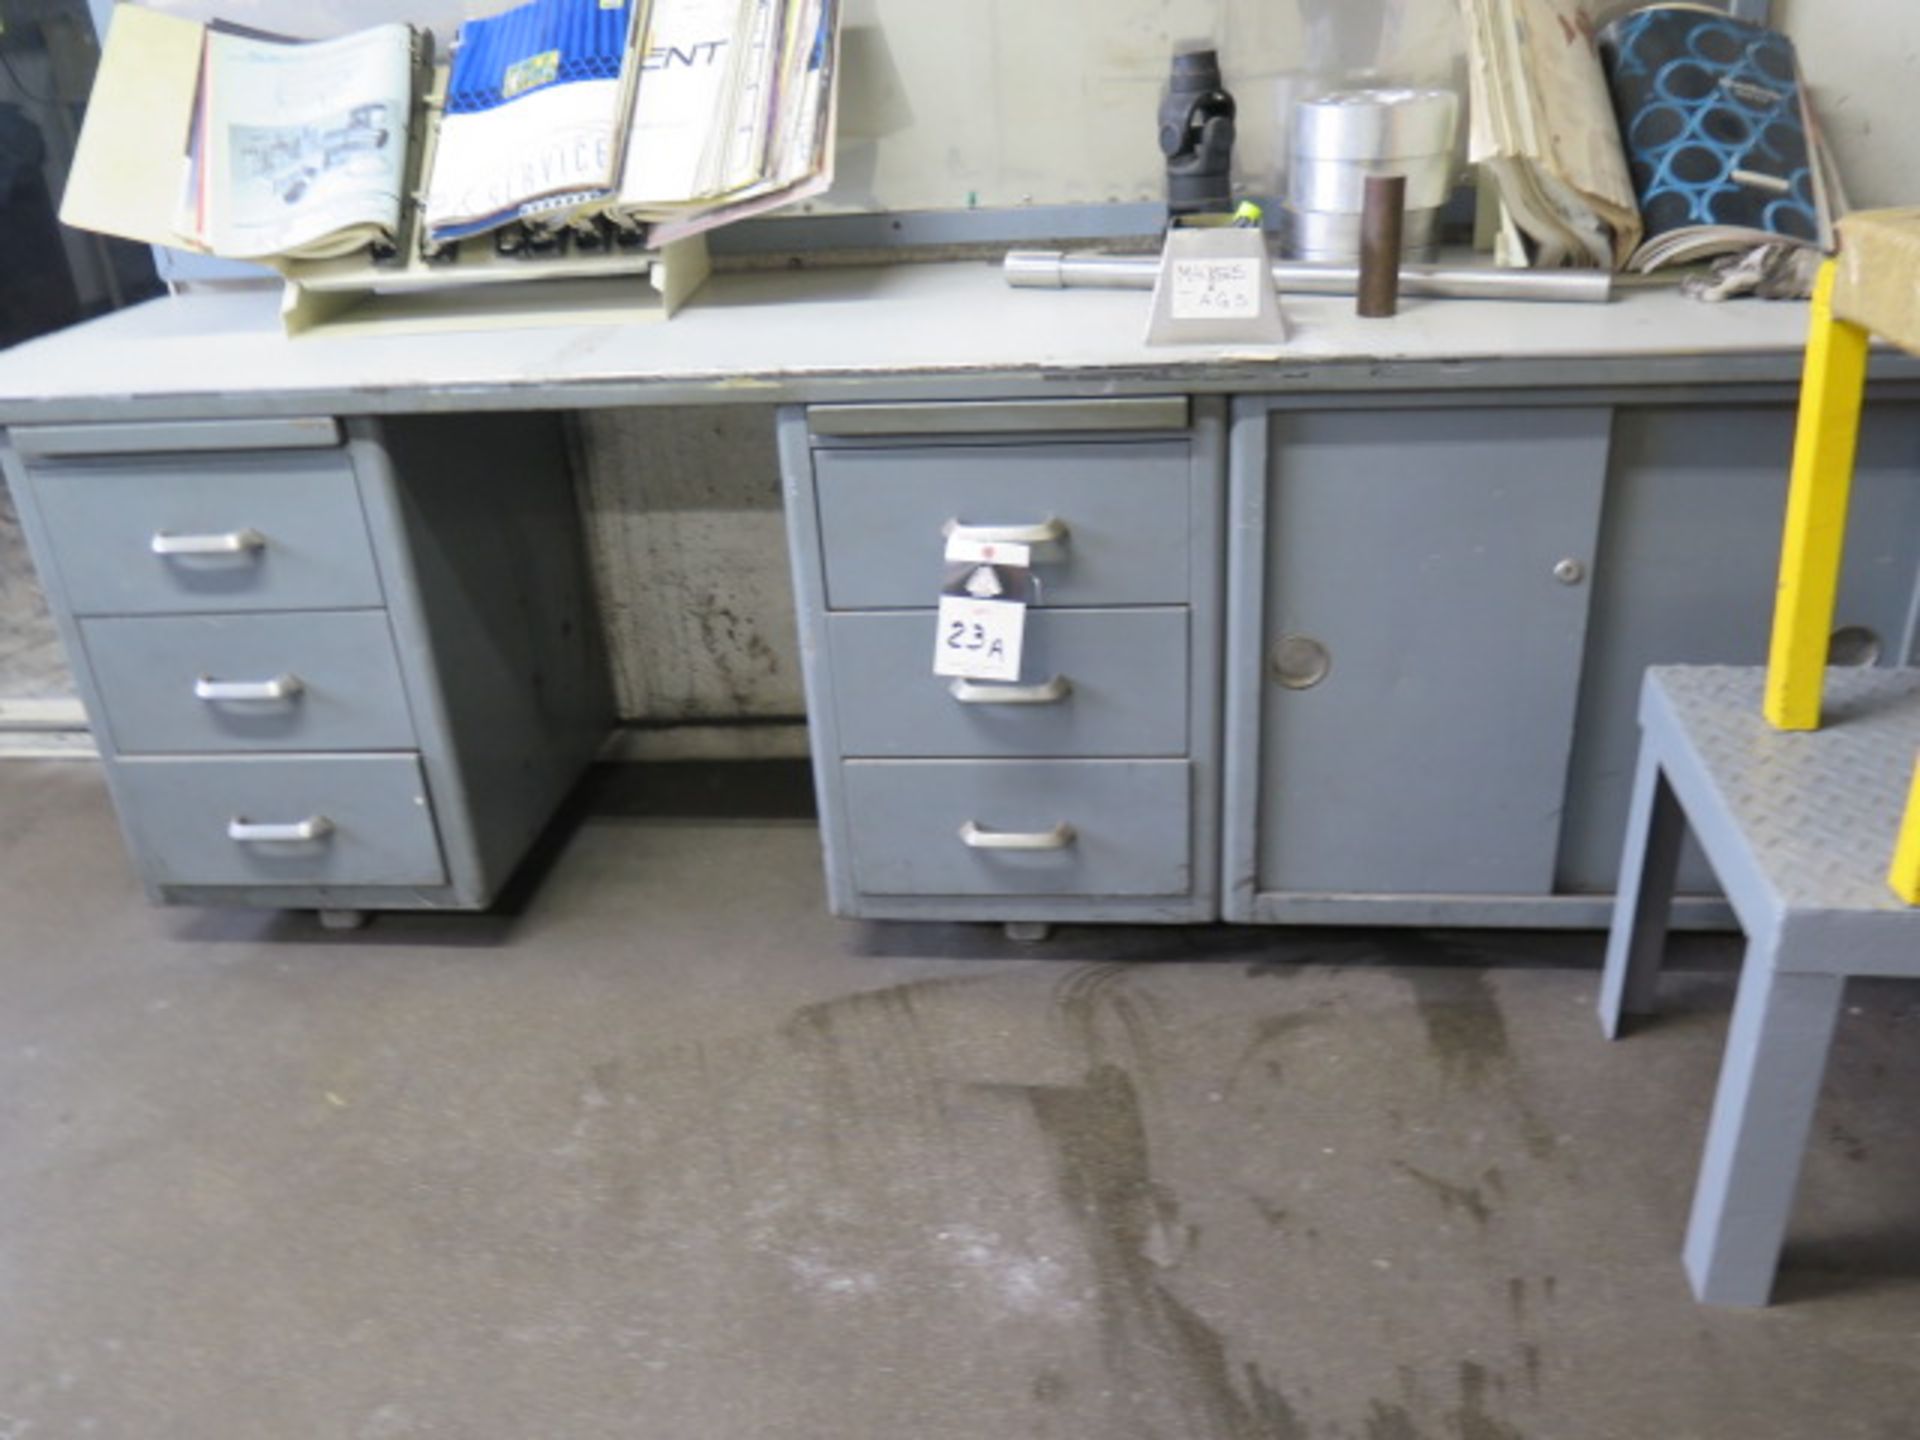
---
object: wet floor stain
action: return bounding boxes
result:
[1022,1062,1304,1440]
[1403,969,1514,1091]
[1225,1011,1325,1093]
[1053,963,1164,1080]
[1392,1161,1496,1232]
[1362,1402,1424,1440]
[1453,1361,1524,1440]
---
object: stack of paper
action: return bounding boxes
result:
[177,22,422,261]
[612,0,839,243]
[422,0,646,245]
[62,0,841,266]
[1459,0,1641,269]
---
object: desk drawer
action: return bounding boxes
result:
[113,754,446,889]
[29,450,384,616]
[842,759,1190,896]
[814,442,1191,609]
[81,611,416,755]
[829,609,1188,758]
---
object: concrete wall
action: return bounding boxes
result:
[122,0,1919,212]
[571,407,803,723]
[1778,0,1918,211]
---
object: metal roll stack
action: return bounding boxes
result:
[1284,88,1459,262]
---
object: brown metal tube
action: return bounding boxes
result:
[1356,174,1406,318]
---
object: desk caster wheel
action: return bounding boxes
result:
[318,908,371,932]
[1004,921,1053,943]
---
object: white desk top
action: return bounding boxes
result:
[0,259,1901,426]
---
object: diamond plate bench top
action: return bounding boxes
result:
[1648,665,1920,914]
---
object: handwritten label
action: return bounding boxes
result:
[1170,258,1263,320]
[934,535,1030,681]
[934,597,1025,682]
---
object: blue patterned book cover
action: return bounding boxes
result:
[424,0,640,241]
[1599,4,1832,270]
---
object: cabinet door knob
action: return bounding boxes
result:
[1553,558,1587,585]
[959,820,1077,851]
[195,673,305,703]
[948,676,1071,705]
[1271,634,1331,690]
[228,815,334,844]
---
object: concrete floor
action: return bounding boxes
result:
[2,762,1919,1439]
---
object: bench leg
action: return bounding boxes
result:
[1600,746,1686,1039]
[1683,944,1843,1306]
[1887,752,1920,905]
[1764,257,1869,732]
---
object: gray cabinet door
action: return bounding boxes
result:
[1257,406,1610,896]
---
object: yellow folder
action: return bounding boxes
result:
[59,5,210,252]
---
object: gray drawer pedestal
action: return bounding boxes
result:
[1,414,612,914]
[782,398,1226,925]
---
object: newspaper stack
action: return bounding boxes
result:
[1459,0,1641,269]
[612,0,841,245]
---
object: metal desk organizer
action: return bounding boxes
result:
[1600,211,1920,1305]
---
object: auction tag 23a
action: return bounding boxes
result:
[934,535,1031,682]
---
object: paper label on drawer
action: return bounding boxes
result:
[942,536,1033,603]
[934,597,1026,682]
[935,534,1031,680]
[1170,257,1263,319]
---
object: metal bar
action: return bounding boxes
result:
[959,820,1076,851]
[150,528,266,558]
[943,517,1068,546]
[1888,756,1920,904]
[1357,175,1406,318]
[228,816,335,844]
[808,396,1189,437]
[12,417,340,459]
[948,676,1071,706]
[1004,250,1614,303]
[195,673,304,703]
[1764,259,1868,730]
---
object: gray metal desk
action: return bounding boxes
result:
[3,264,1919,926]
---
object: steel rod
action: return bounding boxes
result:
[1003,249,1614,303]
[1356,175,1406,318]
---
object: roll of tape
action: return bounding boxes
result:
[1282,205,1439,259]
[1288,153,1455,212]
[1291,87,1460,163]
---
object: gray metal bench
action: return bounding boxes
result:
[1601,664,1920,1304]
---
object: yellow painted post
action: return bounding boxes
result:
[1889,755,1920,904]
[1765,259,1871,731]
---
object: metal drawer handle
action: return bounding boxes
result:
[948,676,1071,705]
[228,815,334,844]
[959,820,1077,851]
[943,517,1069,547]
[151,528,266,558]
[195,673,305,703]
